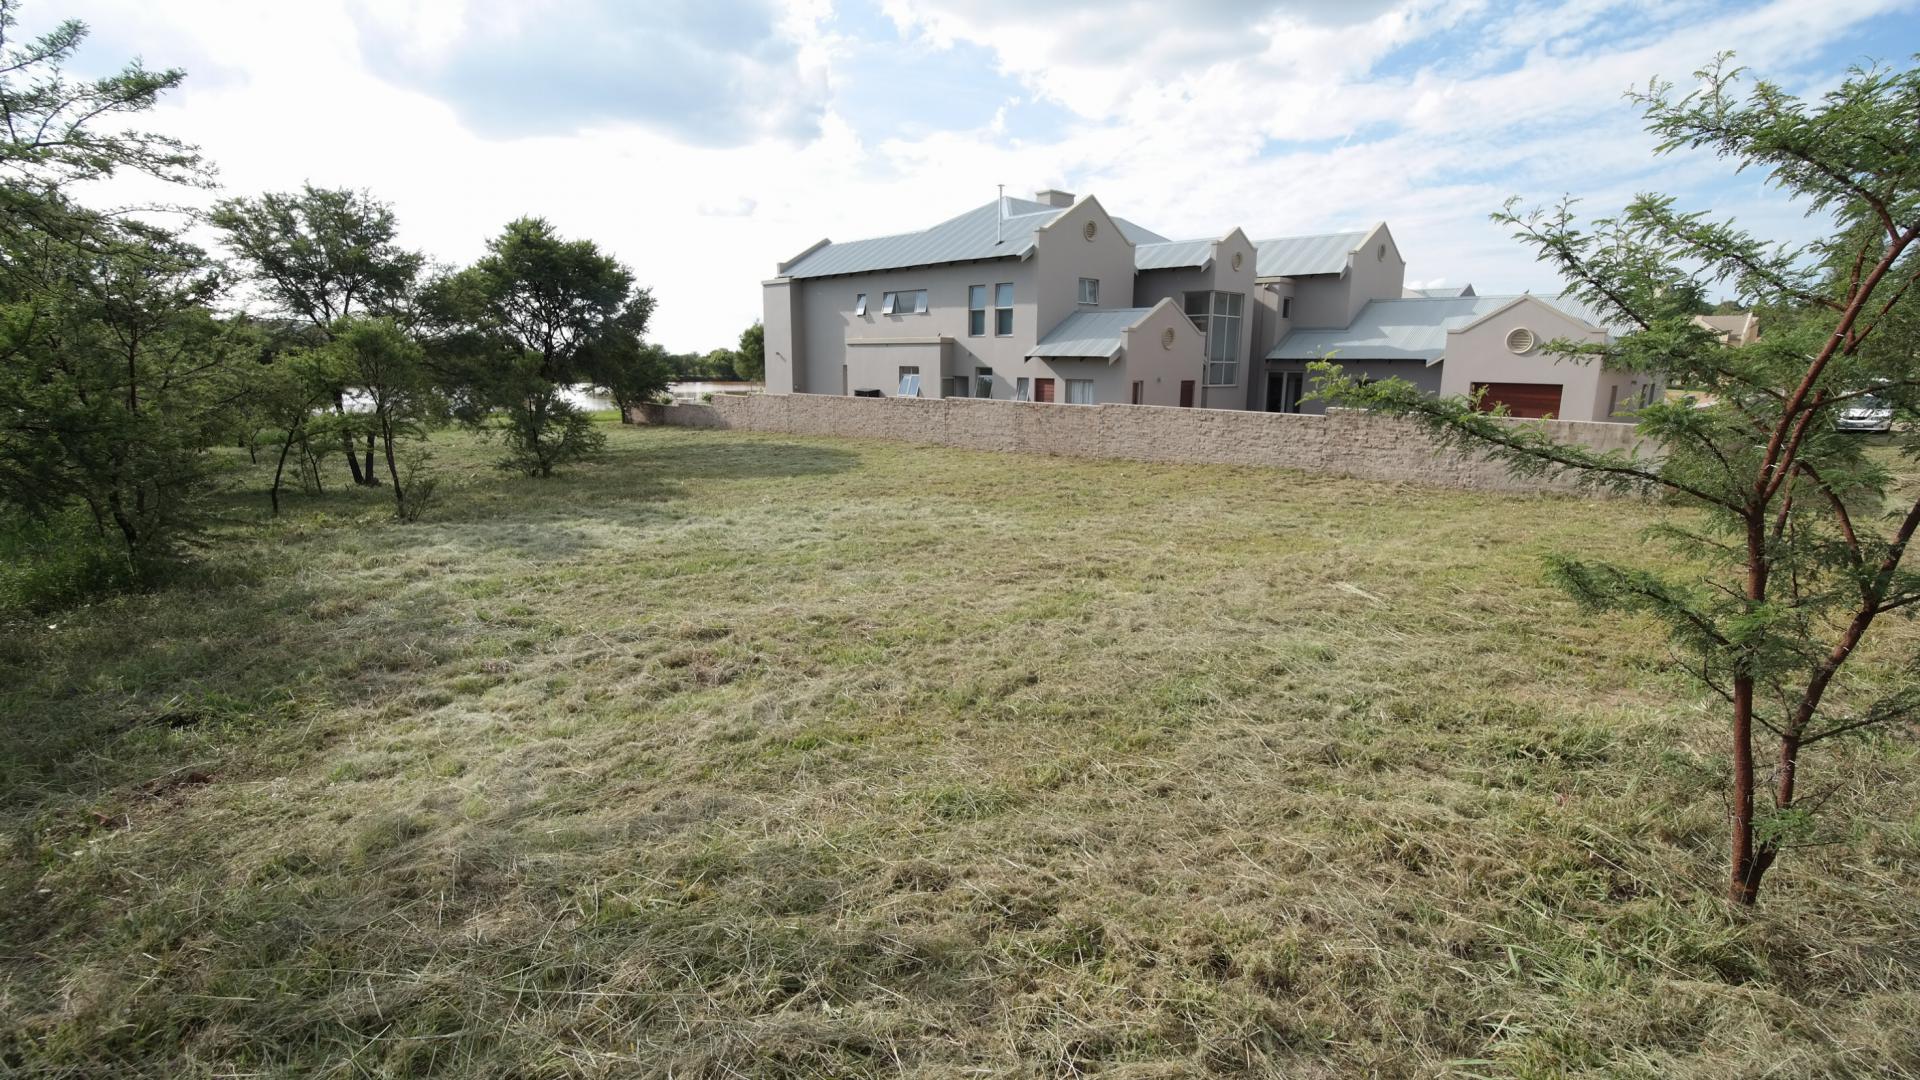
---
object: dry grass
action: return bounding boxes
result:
[2,421,1917,1078]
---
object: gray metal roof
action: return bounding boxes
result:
[1027,307,1154,359]
[1253,230,1369,278]
[1405,284,1475,298]
[780,197,1167,280]
[1134,238,1215,271]
[1267,292,1620,361]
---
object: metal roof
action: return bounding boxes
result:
[1267,293,1620,361]
[1134,238,1216,271]
[780,197,1167,280]
[1253,230,1370,278]
[1405,284,1475,298]
[1027,307,1155,359]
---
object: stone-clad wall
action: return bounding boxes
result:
[628,395,1656,496]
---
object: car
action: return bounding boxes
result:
[1835,394,1894,433]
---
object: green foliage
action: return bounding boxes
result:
[0,508,137,613]
[209,186,423,334]
[1317,55,1920,903]
[427,217,651,476]
[735,320,765,381]
[330,317,443,516]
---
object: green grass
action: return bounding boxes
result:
[3,421,1917,1078]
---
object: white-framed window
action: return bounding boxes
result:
[975,367,994,398]
[880,290,928,316]
[1065,379,1095,405]
[854,292,868,316]
[994,283,1014,336]
[1078,277,1099,305]
[1186,291,1244,386]
[1014,376,1031,401]
[945,375,969,398]
[967,285,987,336]
[897,366,921,397]
[1280,296,1292,319]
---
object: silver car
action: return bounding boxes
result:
[1835,394,1893,433]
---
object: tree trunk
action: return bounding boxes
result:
[363,431,378,486]
[1730,674,1761,905]
[381,414,405,516]
[335,392,367,486]
[270,422,302,516]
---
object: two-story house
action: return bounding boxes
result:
[762,190,1656,422]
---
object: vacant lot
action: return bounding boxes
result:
[3,423,1917,1078]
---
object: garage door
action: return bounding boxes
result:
[1472,382,1563,419]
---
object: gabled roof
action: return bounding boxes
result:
[1267,293,1616,362]
[1253,229,1371,278]
[778,197,1168,280]
[1027,307,1157,359]
[1134,238,1217,271]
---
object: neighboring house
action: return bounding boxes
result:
[1694,311,1760,347]
[762,190,1652,421]
[1264,293,1662,421]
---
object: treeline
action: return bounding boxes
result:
[650,323,764,383]
[0,4,749,606]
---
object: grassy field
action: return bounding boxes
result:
[3,420,1917,1078]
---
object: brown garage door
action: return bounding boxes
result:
[1472,382,1562,419]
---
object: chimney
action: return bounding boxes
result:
[1034,188,1075,208]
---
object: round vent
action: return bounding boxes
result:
[1506,327,1536,354]
[1161,328,1175,349]
[1232,251,1244,271]
[1083,220,1097,241]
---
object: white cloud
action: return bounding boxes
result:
[27,0,1920,351]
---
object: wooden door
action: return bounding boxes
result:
[1179,380,1195,407]
[1472,381,1562,419]
[1034,378,1056,403]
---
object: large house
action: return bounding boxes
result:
[761,190,1660,422]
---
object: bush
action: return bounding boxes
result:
[0,511,141,614]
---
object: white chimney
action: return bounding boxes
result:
[1034,189,1075,208]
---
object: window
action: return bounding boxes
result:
[854,293,868,316]
[975,367,994,398]
[1015,377,1031,401]
[967,285,987,336]
[1281,296,1292,319]
[945,375,969,398]
[1131,380,1144,405]
[994,282,1014,336]
[897,366,920,397]
[1065,379,1095,405]
[1078,277,1099,305]
[1186,291,1244,386]
[881,290,928,315]
[1606,384,1620,418]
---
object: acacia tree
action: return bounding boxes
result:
[430,217,652,476]
[0,1,248,563]
[330,317,440,519]
[1317,57,1920,905]
[210,186,424,487]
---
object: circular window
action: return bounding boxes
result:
[1232,251,1244,271]
[1161,328,1175,350]
[1376,243,1387,261]
[1506,327,1536,354]
[1083,220,1097,241]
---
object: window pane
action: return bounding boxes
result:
[976,372,993,398]
[881,292,897,314]
[1015,377,1030,401]
[1225,292,1243,316]
[1185,292,1208,316]
[968,310,986,336]
[995,308,1013,335]
[854,293,867,315]
[912,290,928,314]
[1065,379,1094,404]
[968,285,986,310]
[994,282,1013,307]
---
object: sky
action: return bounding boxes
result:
[30,0,1920,353]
